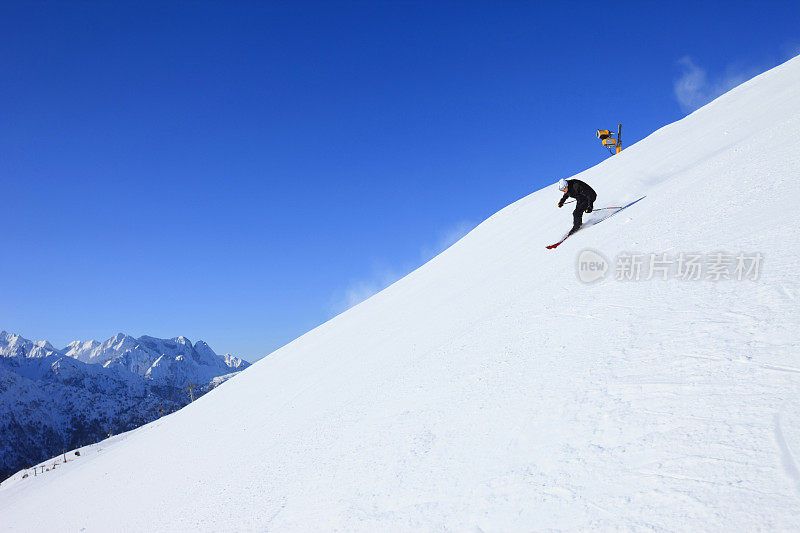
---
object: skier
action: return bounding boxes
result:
[557,178,597,236]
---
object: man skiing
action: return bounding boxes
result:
[557,178,597,236]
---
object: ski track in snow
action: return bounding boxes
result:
[2,56,800,532]
[774,410,800,495]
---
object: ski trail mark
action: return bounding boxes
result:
[758,363,800,374]
[774,411,800,494]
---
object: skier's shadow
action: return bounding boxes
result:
[582,209,619,228]
[582,196,647,229]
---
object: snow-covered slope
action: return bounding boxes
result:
[0,332,248,481]
[3,56,800,530]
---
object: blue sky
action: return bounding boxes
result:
[2,1,798,361]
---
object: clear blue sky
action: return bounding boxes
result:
[2,1,798,361]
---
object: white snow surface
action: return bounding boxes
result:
[3,57,800,531]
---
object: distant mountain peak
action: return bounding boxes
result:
[1,330,249,386]
[0,328,251,482]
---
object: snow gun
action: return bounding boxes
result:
[596,123,622,155]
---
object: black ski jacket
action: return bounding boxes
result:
[559,179,597,209]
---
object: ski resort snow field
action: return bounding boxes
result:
[2,56,800,530]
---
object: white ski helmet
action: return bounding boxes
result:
[557,178,568,191]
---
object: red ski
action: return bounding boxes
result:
[545,234,570,249]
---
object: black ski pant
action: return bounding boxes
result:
[571,198,589,234]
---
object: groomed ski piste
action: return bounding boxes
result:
[3,56,800,531]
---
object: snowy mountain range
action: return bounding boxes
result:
[0,331,248,481]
